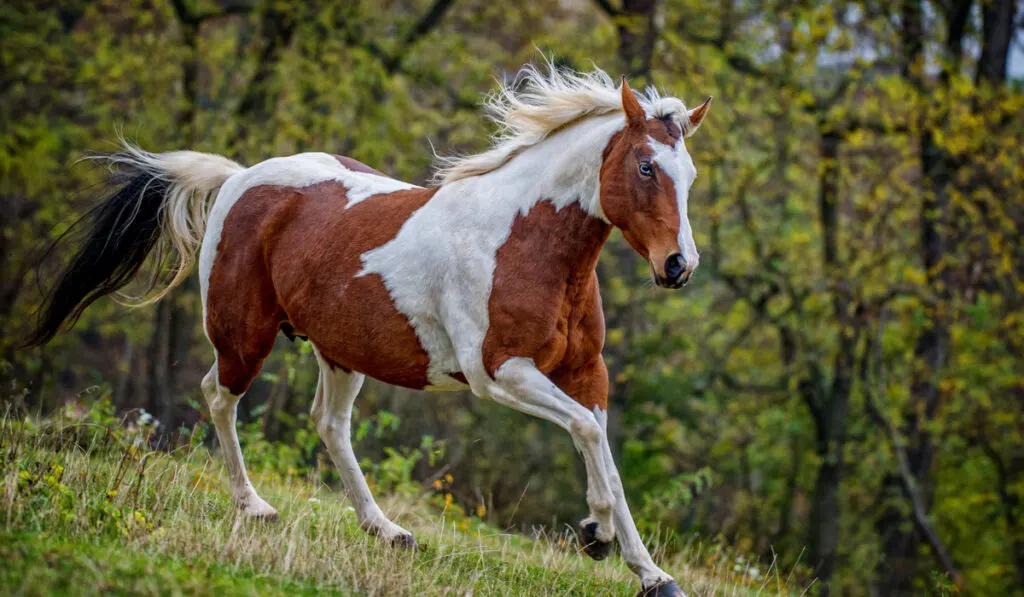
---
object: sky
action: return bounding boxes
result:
[1010,37,1023,79]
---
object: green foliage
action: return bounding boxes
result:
[2,1,1022,596]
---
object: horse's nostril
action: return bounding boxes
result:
[664,253,686,279]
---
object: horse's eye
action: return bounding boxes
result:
[638,162,654,177]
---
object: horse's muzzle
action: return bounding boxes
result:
[653,270,691,289]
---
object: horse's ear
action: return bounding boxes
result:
[685,96,713,138]
[621,78,647,129]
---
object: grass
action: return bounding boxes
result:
[0,403,798,596]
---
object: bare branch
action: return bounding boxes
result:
[385,0,458,72]
[861,334,965,591]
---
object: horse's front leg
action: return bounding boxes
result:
[480,357,618,552]
[559,356,685,597]
[594,409,685,597]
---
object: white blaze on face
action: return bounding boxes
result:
[648,137,699,273]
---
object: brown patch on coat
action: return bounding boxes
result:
[206,181,437,393]
[481,200,611,408]
[333,155,387,177]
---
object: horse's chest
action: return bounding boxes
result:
[531,297,587,373]
[479,200,608,378]
[481,271,604,378]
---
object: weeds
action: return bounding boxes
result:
[0,401,795,596]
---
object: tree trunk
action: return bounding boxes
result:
[978,0,1016,86]
[876,2,975,593]
[806,129,858,596]
[599,0,661,467]
[147,299,173,418]
[616,0,659,82]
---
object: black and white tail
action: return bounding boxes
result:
[25,142,244,347]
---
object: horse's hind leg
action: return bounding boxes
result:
[201,362,278,520]
[310,349,416,547]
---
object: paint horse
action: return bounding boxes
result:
[28,65,711,597]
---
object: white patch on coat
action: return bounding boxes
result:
[648,137,699,270]
[198,153,418,322]
[358,114,625,389]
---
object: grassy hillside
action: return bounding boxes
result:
[0,403,797,597]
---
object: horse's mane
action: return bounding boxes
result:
[432,60,691,185]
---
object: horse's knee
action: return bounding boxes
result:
[201,370,239,418]
[207,391,239,419]
[201,366,218,398]
[570,414,603,446]
[317,415,350,443]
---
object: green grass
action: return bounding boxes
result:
[0,405,796,596]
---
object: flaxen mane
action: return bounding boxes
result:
[433,61,693,184]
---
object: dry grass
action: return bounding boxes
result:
[0,405,798,596]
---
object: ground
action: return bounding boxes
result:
[0,403,792,596]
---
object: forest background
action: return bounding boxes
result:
[2,1,1022,596]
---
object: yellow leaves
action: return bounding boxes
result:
[790,230,812,246]
[939,378,965,397]
[902,266,926,286]
[795,90,816,109]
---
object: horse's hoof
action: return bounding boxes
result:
[636,580,686,597]
[579,521,613,561]
[253,510,279,523]
[238,494,278,522]
[240,504,279,522]
[390,533,418,550]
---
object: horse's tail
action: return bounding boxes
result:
[24,141,245,347]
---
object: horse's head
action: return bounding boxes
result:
[600,80,711,289]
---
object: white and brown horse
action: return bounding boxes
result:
[29,64,710,597]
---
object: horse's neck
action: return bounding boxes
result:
[454,115,621,276]
[473,114,624,220]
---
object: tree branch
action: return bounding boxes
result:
[675,27,770,79]
[861,333,965,591]
[385,0,457,72]
[590,0,621,17]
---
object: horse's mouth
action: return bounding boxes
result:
[652,272,691,289]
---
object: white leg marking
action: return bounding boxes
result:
[593,408,676,588]
[200,364,277,519]
[310,352,413,543]
[488,358,616,541]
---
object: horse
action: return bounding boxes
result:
[27,63,711,597]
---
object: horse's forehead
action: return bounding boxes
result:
[646,117,683,145]
[649,137,696,190]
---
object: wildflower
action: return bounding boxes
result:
[433,479,443,490]
[444,473,454,484]
[476,504,486,518]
